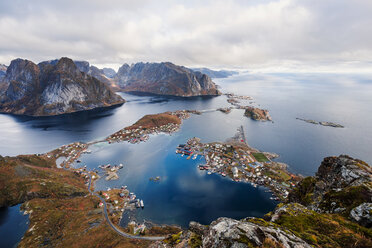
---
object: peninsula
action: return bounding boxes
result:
[176,127,298,200]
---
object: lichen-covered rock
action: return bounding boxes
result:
[350,203,372,228]
[289,155,372,218]
[316,155,371,189]
[267,203,372,248]
[189,221,207,236]
[202,217,311,248]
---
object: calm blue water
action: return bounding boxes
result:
[0,204,29,248]
[74,113,277,227]
[1,72,372,228]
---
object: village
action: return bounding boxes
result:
[176,133,301,201]
[71,164,148,235]
[40,110,287,237]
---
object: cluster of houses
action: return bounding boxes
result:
[107,122,181,144]
[53,142,88,167]
[177,137,300,201]
[98,163,123,181]
[97,186,145,226]
[128,221,146,235]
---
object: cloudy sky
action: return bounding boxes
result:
[0,0,371,72]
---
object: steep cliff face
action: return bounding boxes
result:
[4,59,40,102]
[0,57,124,116]
[115,62,221,97]
[154,155,371,248]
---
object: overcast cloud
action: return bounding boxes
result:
[0,0,371,71]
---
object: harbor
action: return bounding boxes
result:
[41,110,281,229]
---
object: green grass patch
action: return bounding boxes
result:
[252,153,269,162]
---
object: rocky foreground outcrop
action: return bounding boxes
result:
[153,155,372,248]
[0,57,124,116]
[289,155,372,226]
[115,62,221,97]
[187,217,312,248]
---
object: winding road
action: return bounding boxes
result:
[87,174,165,241]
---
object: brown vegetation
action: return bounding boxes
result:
[127,112,181,130]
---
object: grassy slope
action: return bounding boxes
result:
[0,154,178,247]
[128,112,181,130]
[269,204,372,248]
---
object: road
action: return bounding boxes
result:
[87,174,166,241]
[238,125,247,145]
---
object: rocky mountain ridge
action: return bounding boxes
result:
[114,62,221,97]
[0,57,124,116]
[36,60,221,97]
[153,155,372,248]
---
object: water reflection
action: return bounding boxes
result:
[0,204,28,248]
[73,115,277,227]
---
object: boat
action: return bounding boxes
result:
[207,171,212,175]
[140,200,144,208]
[192,154,198,160]
[221,173,226,177]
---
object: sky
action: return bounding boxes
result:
[0,0,372,72]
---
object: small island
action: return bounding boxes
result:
[244,107,272,121]
[296,118,344,128]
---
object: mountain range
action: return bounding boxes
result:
[0,58,222,116]
[114,62,221,96]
